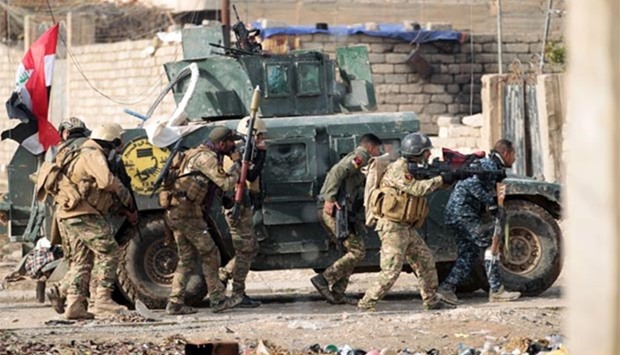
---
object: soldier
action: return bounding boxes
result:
[219,117,268,308]
[311,134,383,305]
[56,123,137,319]
[163,126,241,315]
[357,132,467,312]
[46,117,91,314]
[437,139,521,304]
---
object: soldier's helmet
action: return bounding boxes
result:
[58,117,87,134]
[236,116,267,136]
[401,132,433,158]
[90,123,123,142]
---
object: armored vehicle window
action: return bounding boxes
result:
[297,63,321,97]
[264,143,308,181]
[266,64,290,97]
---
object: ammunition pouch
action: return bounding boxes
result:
[171,173,210,205]
[53,175,82,211]
[370,187,429,227]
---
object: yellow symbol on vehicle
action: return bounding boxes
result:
[121,137,170,195]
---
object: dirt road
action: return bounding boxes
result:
[0,267,565,354]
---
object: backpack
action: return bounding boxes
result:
[35,144,84,210]
[363,153,392,227]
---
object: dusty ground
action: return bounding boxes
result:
[0,237,566,354]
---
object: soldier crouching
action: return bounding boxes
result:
[161,126,241,315]
[56,123,137,319]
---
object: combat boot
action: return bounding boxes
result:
[436,284,460,305]
[166,301,197,315]
[489,286,521,302]
[211,297,232,313]
[229,293,261,309]
[64,294,94,320]
[310,274,336,303]
[92,287,127,316]
[357,299,376,313]
[330,293,359,306]
[424,297,456,311]
[47,284,66,314]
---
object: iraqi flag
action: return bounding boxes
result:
[2,23,60,155]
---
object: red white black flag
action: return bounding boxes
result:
[2,23,61,154]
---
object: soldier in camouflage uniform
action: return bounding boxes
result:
[56,123,137,320]
[311,134,383,305]
[437,139,521,304]
[163,126,241,315]
[219,117,268,309]
[46,117,91,315]
[358,133,467,312]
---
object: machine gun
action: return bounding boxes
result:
[209,42,266,57]
[229,86,261,220]
[231,4,263,54]
[408,159,506,182]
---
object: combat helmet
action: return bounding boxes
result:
[401,132,433,158]
[236,116,267,136]
[90,123,123,142]
[58,117,87,134]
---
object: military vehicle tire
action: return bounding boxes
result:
[117,214,208,309]
[498,200,562,296]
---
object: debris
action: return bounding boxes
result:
[256,340,272,355]
[134,299,162,321]
[44,319,76,326]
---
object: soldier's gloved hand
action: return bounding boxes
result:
[124,210,139,226]
[488,205,506,221]
[229,151,242,163]
[222,195,235,209]
[440,171,457,185]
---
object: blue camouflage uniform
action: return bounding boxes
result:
[441,153,507,293]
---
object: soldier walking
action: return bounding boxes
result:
[311,134,383,305]
[437,139,521,304]
[357,132,466,312]
[219,117,268,308]
[56,123,137,319]
[162,126,241,315]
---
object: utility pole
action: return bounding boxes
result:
[496,0,503,74]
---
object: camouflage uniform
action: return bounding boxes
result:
[441,154,507,293]
[316,147,371,300]
[358,158,444,310]
[56,139,133,318]
[166,144,239,308]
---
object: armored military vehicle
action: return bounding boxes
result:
[1,24,562,309]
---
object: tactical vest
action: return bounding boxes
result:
[159,146,212,208]
[36,143,86,211]
[369,186,429,228]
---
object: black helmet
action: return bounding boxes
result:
[401,132,433,158]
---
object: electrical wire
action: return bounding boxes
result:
[469,1,474,115]
[43,0,171,106]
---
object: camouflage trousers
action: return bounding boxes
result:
[221,205,259,297]
[166,207,225,304]
[57,217,92,298]
[442,219,502,292]
[58,214,118,298]
[360,218,439,308]
[319,208,366,296]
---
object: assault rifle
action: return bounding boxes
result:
[231,5,263,54]
[230,86,261,220]
[488,183,507,272]
[407,159,506,182]
[150,139,183,198]
[108,150,142,240]
[334,185,349,241]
